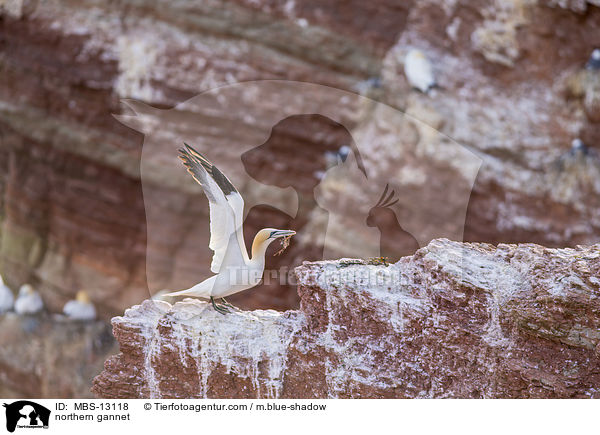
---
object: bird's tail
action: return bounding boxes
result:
[162,288,201,297]
[163,276,217,298]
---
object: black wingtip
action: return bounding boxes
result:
[177,149,189,164]
[182,143,201,157]
[183,142,200,155]
[180,143,213,171]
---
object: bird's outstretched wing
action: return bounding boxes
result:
[179,144,248,273]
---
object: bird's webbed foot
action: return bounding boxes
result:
[210,296,230,315]
[220,297,238,310]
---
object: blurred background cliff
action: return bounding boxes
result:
[0,0,599,397]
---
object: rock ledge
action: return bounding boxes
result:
[92,239,600,398]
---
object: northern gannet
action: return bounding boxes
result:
[14,284,43,315]
[584,49,600,122]
[586,49,600,70]
[553,138,598,171]
[404,49,437,94]
[571,138,587,155]
[165,144,296,314]
[63,290,96,320]
[354,76,383,99]
[0,275,14,314]
[566,138,599,161]
[151,290,175,302]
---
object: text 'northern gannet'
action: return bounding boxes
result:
[165,144,295,314]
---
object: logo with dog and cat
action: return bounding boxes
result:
[2,401,50,433]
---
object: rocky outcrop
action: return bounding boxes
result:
[0,313,116,398]
[92,239,600,398]
[2,1,600,318]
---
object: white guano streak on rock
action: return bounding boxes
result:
[423,240,532,346]
[172,300,304,398]
[119,300,172,398]
[301,261,427,397]
[115,35,162,100]
[0,0,23,18]
[123,299,305,399]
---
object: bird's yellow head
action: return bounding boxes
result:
[76,290,91,304]
[251,228,296,257]
[19,284,34,296]
[406,49,425,61]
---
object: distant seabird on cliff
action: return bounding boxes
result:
[165,144,296,314]
[0,276,14,314]
[570,138,588,155]
[14,284,43,315]
[553,138,598,171]
[354,76,383,100]
[325,145,352,168]
[586,49,600,70]
[584,49,600,122]
[338,145,351,162]
[404,49,437,94]
[63,290,96,321]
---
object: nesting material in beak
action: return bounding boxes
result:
[274,234,294,256]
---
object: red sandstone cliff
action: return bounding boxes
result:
[2,1,600,320]
[92,239,600,399]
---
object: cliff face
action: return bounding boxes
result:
[2,0,600,318]
[0,314,115,398]
[92,239,600,399]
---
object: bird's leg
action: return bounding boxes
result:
[210,296,229,315]
[220,298,237,310]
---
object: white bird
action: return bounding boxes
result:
[63,290,96,320]
[571,138,587,154]
[404,49,437,94]
[151,290,182,306]
[0,275,14,314]
[354,76,383,99]
[14,284,43,315]
[165,144,296,314]
[338,145,351,162]
[586,48,600,70]
[584,49,600,122]
[568,138,599,161]
[553,138,598,171]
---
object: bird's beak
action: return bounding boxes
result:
[272,230,296,238]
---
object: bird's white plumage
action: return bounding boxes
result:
[14,284,43,315]
[404,49,436,93]
[165,145,295,303]
[63,300,96,320]
[572,138,585,151]
[0,275,14,313]
[206,177,243,273]
[63,291,96,320]
[151,290,175,302]
[182,151,247,274]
